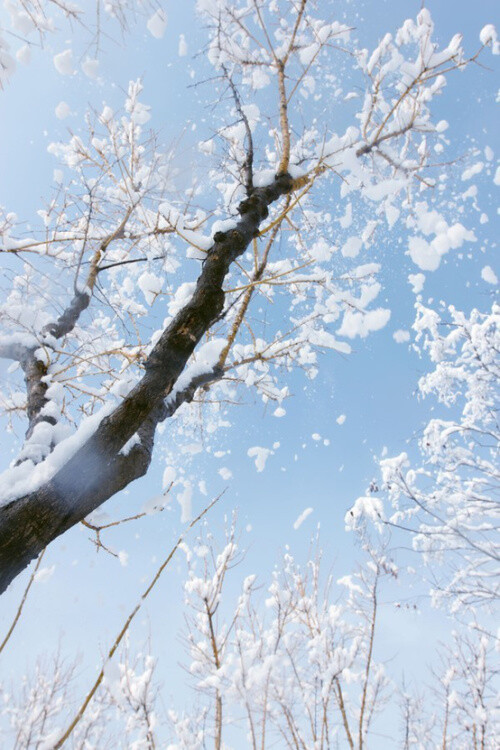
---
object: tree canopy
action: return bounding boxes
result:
[1,0,497,591]
[0,2,498,746]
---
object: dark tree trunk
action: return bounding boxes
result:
[0,173,294,594]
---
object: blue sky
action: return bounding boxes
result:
[0,0,498,745]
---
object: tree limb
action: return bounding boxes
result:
[0,172,295,593]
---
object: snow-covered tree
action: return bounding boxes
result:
[0,0,497,596]
[348,302,499,614]
[2,522,497,748]
[179,525,392,749]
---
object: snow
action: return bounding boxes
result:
[435,119,449,133]
[299,42,320,66]
[2,0,500,736]
[307,329,352,354]
[408,218,475,270]
[336,574,363,595]
[362,178,406,203]
[163,466,177,488]
[339,202,352,229]
[168,282,196,317]
[293,507,313,530]
[177,481,192,522]
[241,103,260,130]
[182,443,202,456]
[408,273,425,294]
[119,433,141,455]
[0,331,38,351]
[247,446,272,472]
[341,236,362,258]
[385,204,400,229]
[0,38,15,88]
[53,49,74,75]
[102,660,123,705]
[147,9,167,39]
[345,496,384,530]
[0,2,497,741]
[34,565,55,583]
[0,398,120,507]
[310,238,333,262]
[411,205,476,266]
[129,102,151,125]
[251,67,270,89]
[178,34,188,56]
[181,227,212,255]
[82,57,99,79]
[479,24,500,53]
[141,494,167,515]
[100,105,114,123]
[16,44,30,64]
[338,308,391,339]
[198,138,215,156]
[393,329,410,343]
[55,101,71,120]
[138,271,163,305]
[481,266,498,285]
[164,339,226,410]
[38,731,64,750]
[461,162,483,181]
[118,551,129,567]
[252,169,276,188]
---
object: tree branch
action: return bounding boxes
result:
[16,210,134,448]
[0,172,295,593]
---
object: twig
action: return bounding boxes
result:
[0,549,46,655]
[81,486,173,557]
